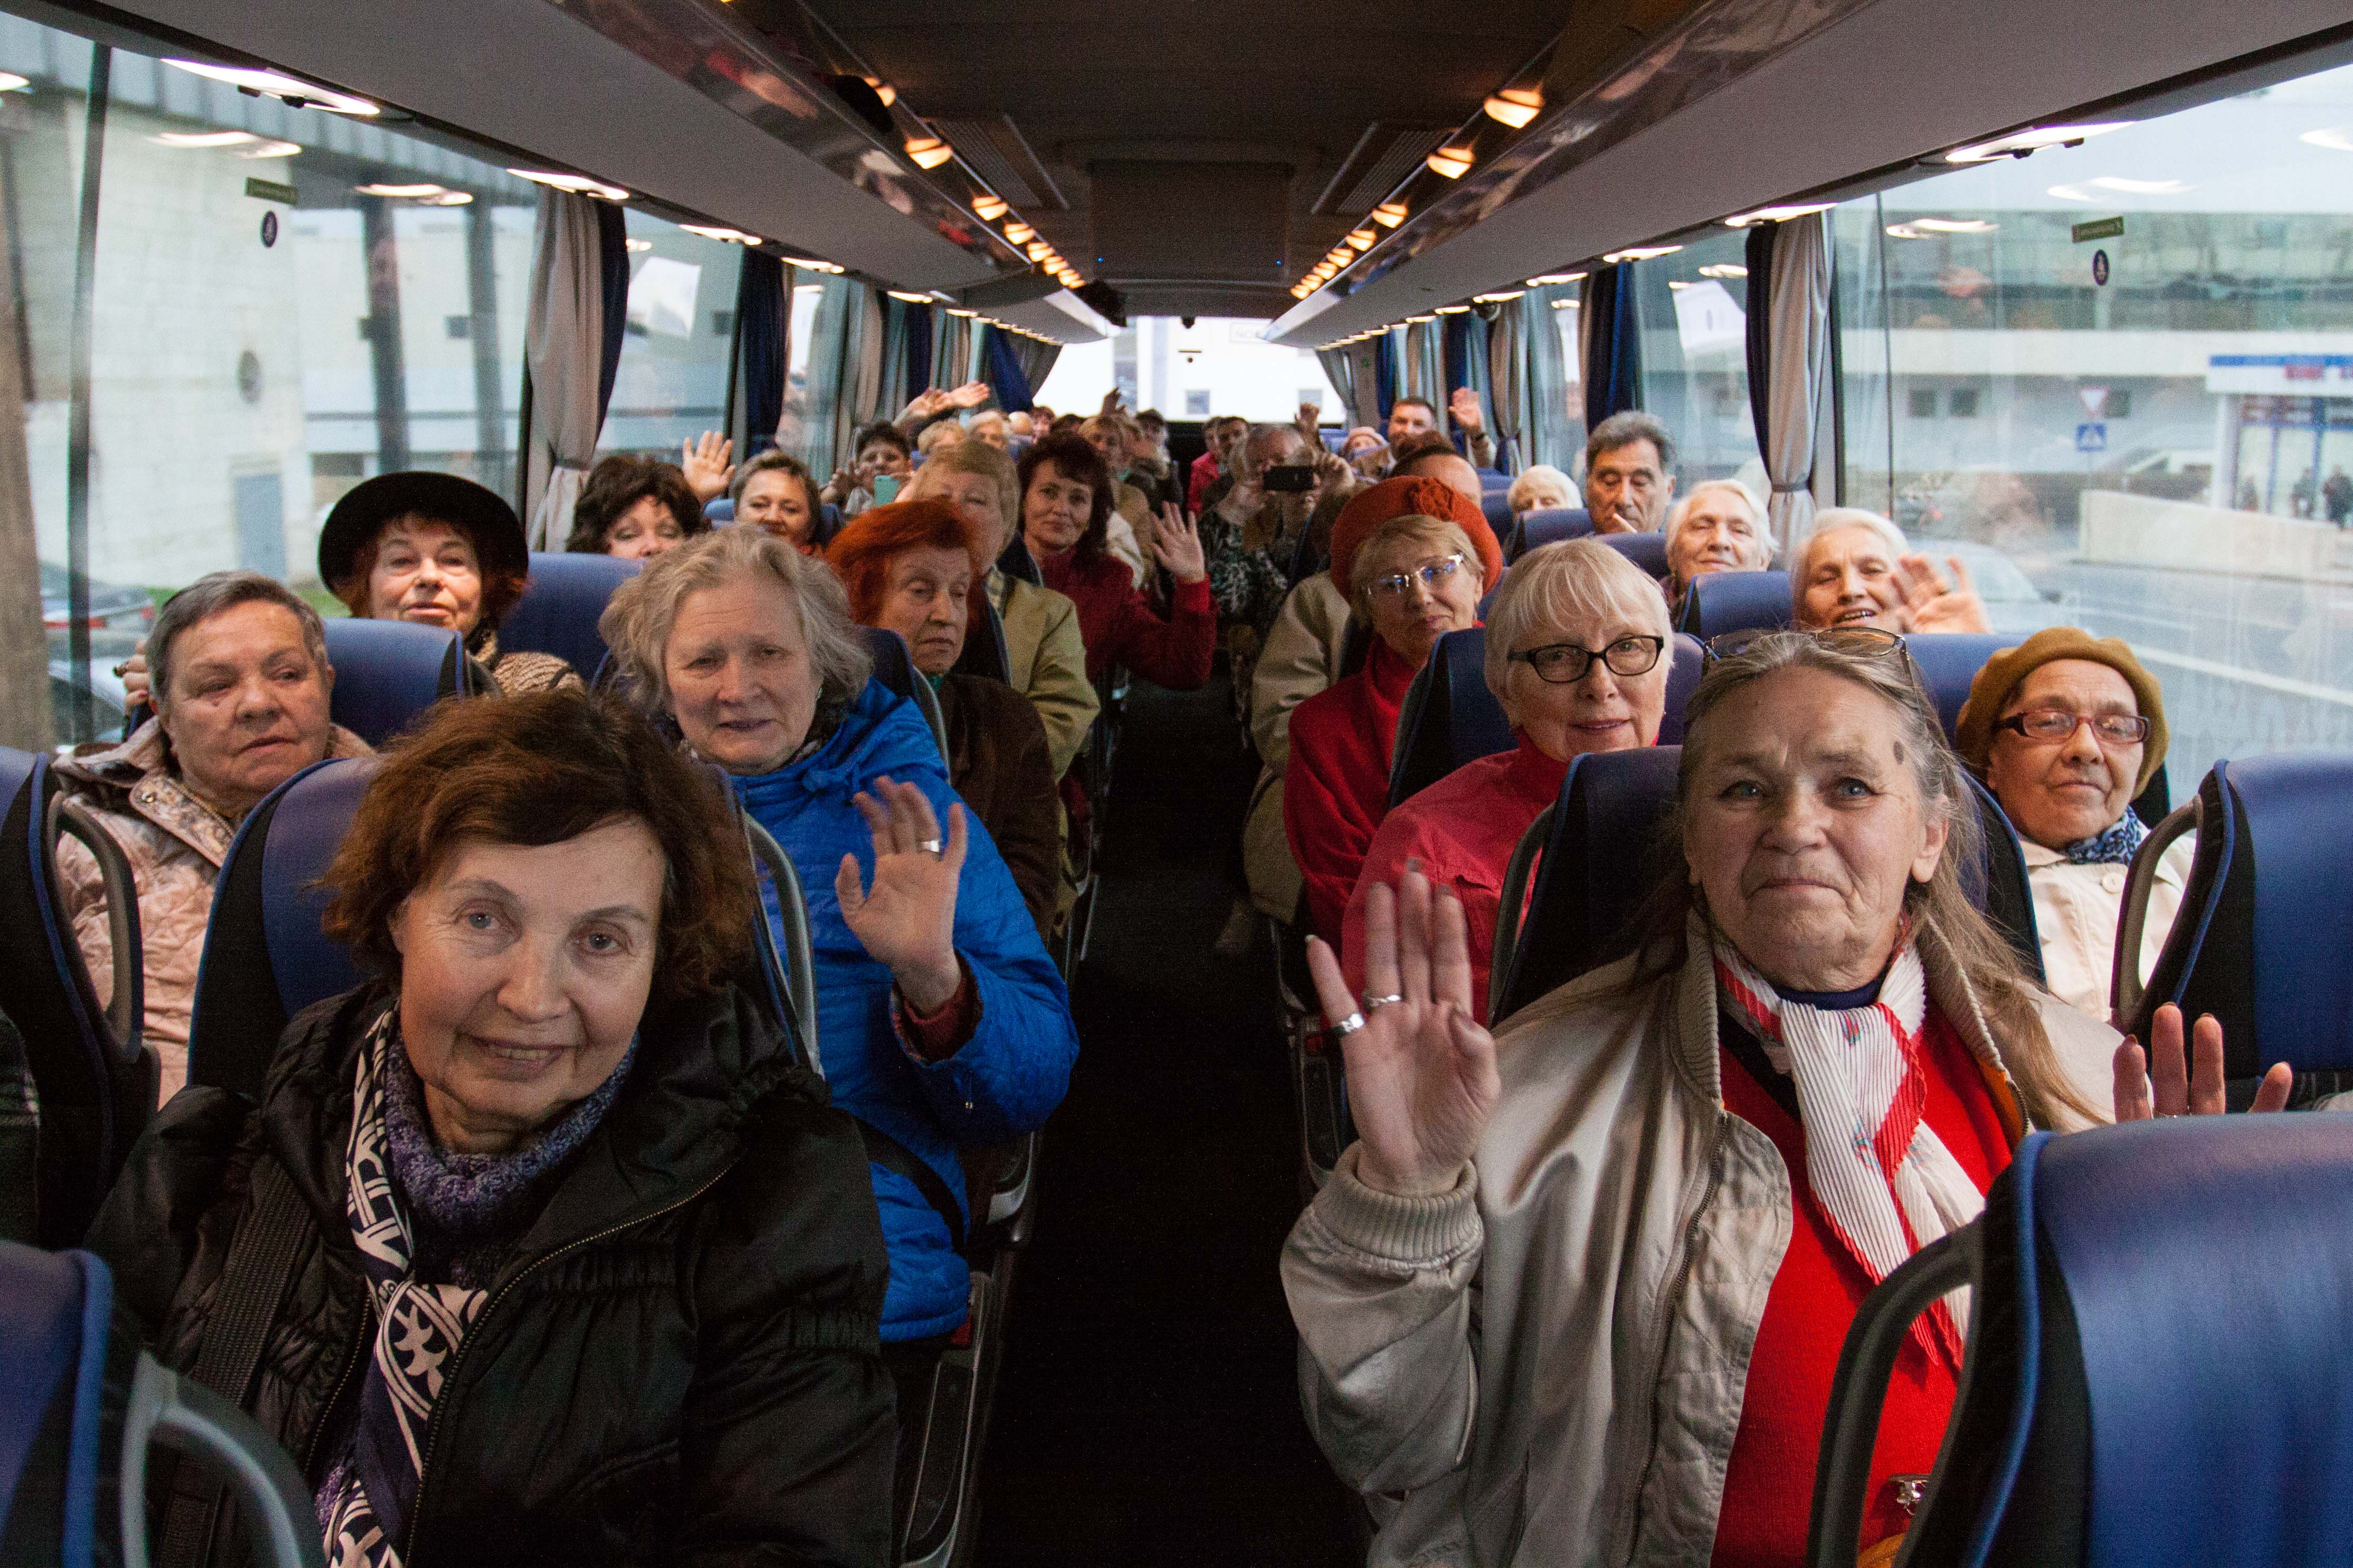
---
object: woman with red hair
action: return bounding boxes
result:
[1017,432,1215,690]
[827,499,1061,937]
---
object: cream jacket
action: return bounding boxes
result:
[1244,575,1354,920]
[1281,919,2116,1568]
[2022,836,2191,1022]
[991,568,1100,780]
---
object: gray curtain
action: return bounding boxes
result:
[1011,335,1061,395]
[843,286,886,454]
[934,312,974,394]
[876,296,912,425]
[522,190,608,549]
[1487,302,1526,475]
[1404,320,1444,404]
[1316,348,1358,429]
[1757,214,1832,560]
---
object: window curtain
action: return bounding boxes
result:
[1745,214,1832,559]
[1446,313,1501,470]
[1579,264,1641,427]
[934,312,974,394]
[1404,319,1444,404]
[1010,335,1061,395]
[1374,327,1400,427]
[844,285,886,448]
[730,251,788,457]
[1487,300,1526,474]
[980,324,1034,412]
[905,303,935,402]
[1316,347,1357,428]
[521,190,627,548]
[875,295,913,425]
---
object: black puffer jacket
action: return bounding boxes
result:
[85,980,895,1567]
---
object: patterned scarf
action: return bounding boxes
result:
[1713,935,1982,1370]
[2063,806,2146,866]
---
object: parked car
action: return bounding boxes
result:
[41,562,155,640]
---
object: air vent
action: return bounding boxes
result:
[929,114,1066,211]
[1313,123,1449,216]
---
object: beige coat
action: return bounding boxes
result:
[991,568,1099,780]
[1244,574,1353,920]
[54,719,372,1104]
[2023,835,2191,1021]
[1281,918,2115,1568]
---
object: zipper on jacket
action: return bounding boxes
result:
[400,1164,735,1564]
[299,1294,373,1479]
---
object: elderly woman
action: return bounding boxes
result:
[600,526,1076,1379]
[1021,431,1214,688]
[734,449,832,554]
[905,438,1099,777]
[1794,507,1989,633]
[968,410,1011,451]
[564,452,708,559]
[86,690,895,1565]
[1283,629,2290,1568]
[828,498,1061,940]
[1503,463,1575,518]
[1956,628,2187,1020]
[1341,426,1390,481]
[320,471,580,694]
[1342,540,1672,1020]
[1283,509,1488,942]
[57,571,369,1102]
[1664,477,1776,615]
[823,422,916,521]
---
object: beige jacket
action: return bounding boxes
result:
[991,568,1100,780]
[1244,575,1354,920]
[2023,836,2191,1022]
[1281,918,2116,1568]
[53,718,372,1104]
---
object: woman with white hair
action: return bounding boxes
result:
[1339,540,1672,1021]
[1503,464,1576,518]
[1793,506,1989,632]
[1663,478,1775,616]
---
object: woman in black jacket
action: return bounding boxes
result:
[85,690,895,1568]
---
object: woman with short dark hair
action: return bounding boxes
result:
[1018,431,1213,689]
[564,452,708,559]
[86,690,895,1567]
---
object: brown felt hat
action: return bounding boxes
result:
[1953,626,2168,795]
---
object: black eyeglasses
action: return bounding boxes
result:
[1995,708,2151,746]
[1705,625,1908,664]
[1510,635,1666,684]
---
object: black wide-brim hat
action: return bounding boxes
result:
[317,471,530,590]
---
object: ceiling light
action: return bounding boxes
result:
[1372,201,1408,227]
[1473,290,1525,303]
[971,194,1009,221]
[1026,241,1053,261]
[1525,271,1585,286]
[682,224,763,244]
[1884,222,1932,238]
[1435,304,1471,314]
[0,74,27,92]
[2084,176,2188,195]
[1004,222,1035,243]
[903,135,954,169]
[625,238,653,253]
[356,182,445,198]
[166,59,380,114]
[1291,284,1312,298]
[782,255,845,273]
[1482,87,1543,128]
[1346,228,1375,251]
[2301,127,2353,153]
[1551,297,1579,309]
[1405,314,1436,323]
[1604,245,1681,263]
[946,307,976,316]
[1698,263,1748,279]
[1944,122,2131,163]
[240,141,302,159]
[1909,216,1999,232]
[863,77,896,107]
[887,289,931,303]
[1426,146,1474,179]
[425,190,473,205]
[510,169,630,201]
[1722,201,1834,227]
[154,129,256,148]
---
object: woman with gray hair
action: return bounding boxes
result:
[56,570,369,1100]
[1794,506,1989,632]
[1284,628,2286,1568]
[1340,539,1673,1021]
[1663,477,1775,616]
[599,525,1076,1474]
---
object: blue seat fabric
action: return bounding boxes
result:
[0,1242,114,1567]
[500,552,641,686]
[1675,568,1791,640]
[1480,491,1514,540]
[1904,633,2012,741]
[858,626,922,704]
[1507,507,1593,562]
[1595,531,1668,577]
[320,620,469,748]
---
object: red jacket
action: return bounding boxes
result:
[1343,737,1566,1023]
[1283,640,1420,941]
[1187,451,1222,514]
[1038,548,1216,690]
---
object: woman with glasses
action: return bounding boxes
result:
[1339,541,1672,1021]
[1284,508,1489,941]
[1283,627,2286,1568]
[1954,627,2185,1020]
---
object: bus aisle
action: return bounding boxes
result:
[976,672,1360,1568]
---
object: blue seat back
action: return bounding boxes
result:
[704,497,734,523]
[1675,568,1791,640]
[1387,629,1513,808]
[186,760,376,1098]
[1904,633,2012,741]
[856,627,948,761]
[1474,467,1508,488]
[321,619,471,746]
[2127,752,2353,1092]
[0,1243,115,1563]
[500,552,641,687]
[1595,530,1668,577]
[1656,633,1703,746]
[1962,771,2046,983]
[1480,491,1514,540]
[1507,507,1593,562]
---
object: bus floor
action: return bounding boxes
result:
[975,671,1363,1568]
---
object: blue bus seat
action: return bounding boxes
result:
[501,551,641,687]
[857,627,948,761]
[0,1242,323,1568]
[1657,633,1704,746]
[1961,771,2046,984]
[0,747,153,1247]
[950,594,1013,685]
[1474,467,1508,487]
[1506,507,1592,562]
[320,619,473,747]
[1595,530,1669,577]
[1480,491,1514,540]
[1904,633,2012,741]
[1387,628,1513,808]
[2117,752,2353,1104]
[1811,1114,2353,1568]
[1676,568,1791,641]
[704,497,734,523]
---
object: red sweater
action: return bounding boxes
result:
[1711,1008,2012,1568]
[1188,451,1222,513]
[1283,640,1420,942]
[1037,548,1216,690]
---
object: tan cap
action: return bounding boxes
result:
[1953,626,2168,795]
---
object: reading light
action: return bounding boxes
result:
[863,77,897,107]
[1483,87,1543,128]
[1004,222,1036,244]
[946,307,977,317]
[1346,228,1375,251]
[1698,263,1748,279]
[242,141,301,159]
[1603,244,1681,263]
[510,170,630,201]
[425,191,473,205]
[1473,290,1525,303]
[356,182,445,198]
[1434,304,1471,314]
[903,136,954,169]
[781,255,845,274]
[165,59,379,115]
[1943,123,2130,163]
[1525,271,1584,285]
[1372,201,1407,227]
[156,131,262,149]
[1405,314,1436,324]
[682,225,764,244]
[0,74,27,92]
[1426,146,1474,179]
[887,289,931,303]
[1910,216,2001,232]
[1722,202,1835,227]
[972,194,1009,221]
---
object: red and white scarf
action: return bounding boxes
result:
[1713,935,1980,1368]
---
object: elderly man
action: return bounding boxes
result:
[1383,393,1499,473]
[1792,507,1989,633]
[1955,629,2186,1020]
[1663,480,1775,615]
[1190,414,1249,512]
[55,571,370,1101]
[1582,411,1677,534]
[1388,436,1484,505]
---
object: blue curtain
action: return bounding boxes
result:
[982,325,1035,412]
[1743,222,1776,462]
[1581,264,1641,425]
[733,251,786,455]
[906,304,935,401]
[593,202,629,418]
[1374,326,1398,425]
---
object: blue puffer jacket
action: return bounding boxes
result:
[733,678,1077,1341]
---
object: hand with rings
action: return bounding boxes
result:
[838,775,967,1015]
[2110,1001,2290,1122]
[1305,866,1500,1198]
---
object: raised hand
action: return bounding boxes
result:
[836,777,967,1013]
[1448,386,1485,434]
[1308,872,1498,1197]
[901,387,950,422]
[1099,388,1125,416]
[2113,1003,2291,1121]
[947,379,991,410]
[1893,553,1990,634]
[680,431,737,502]
[1149,506,1207,583]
